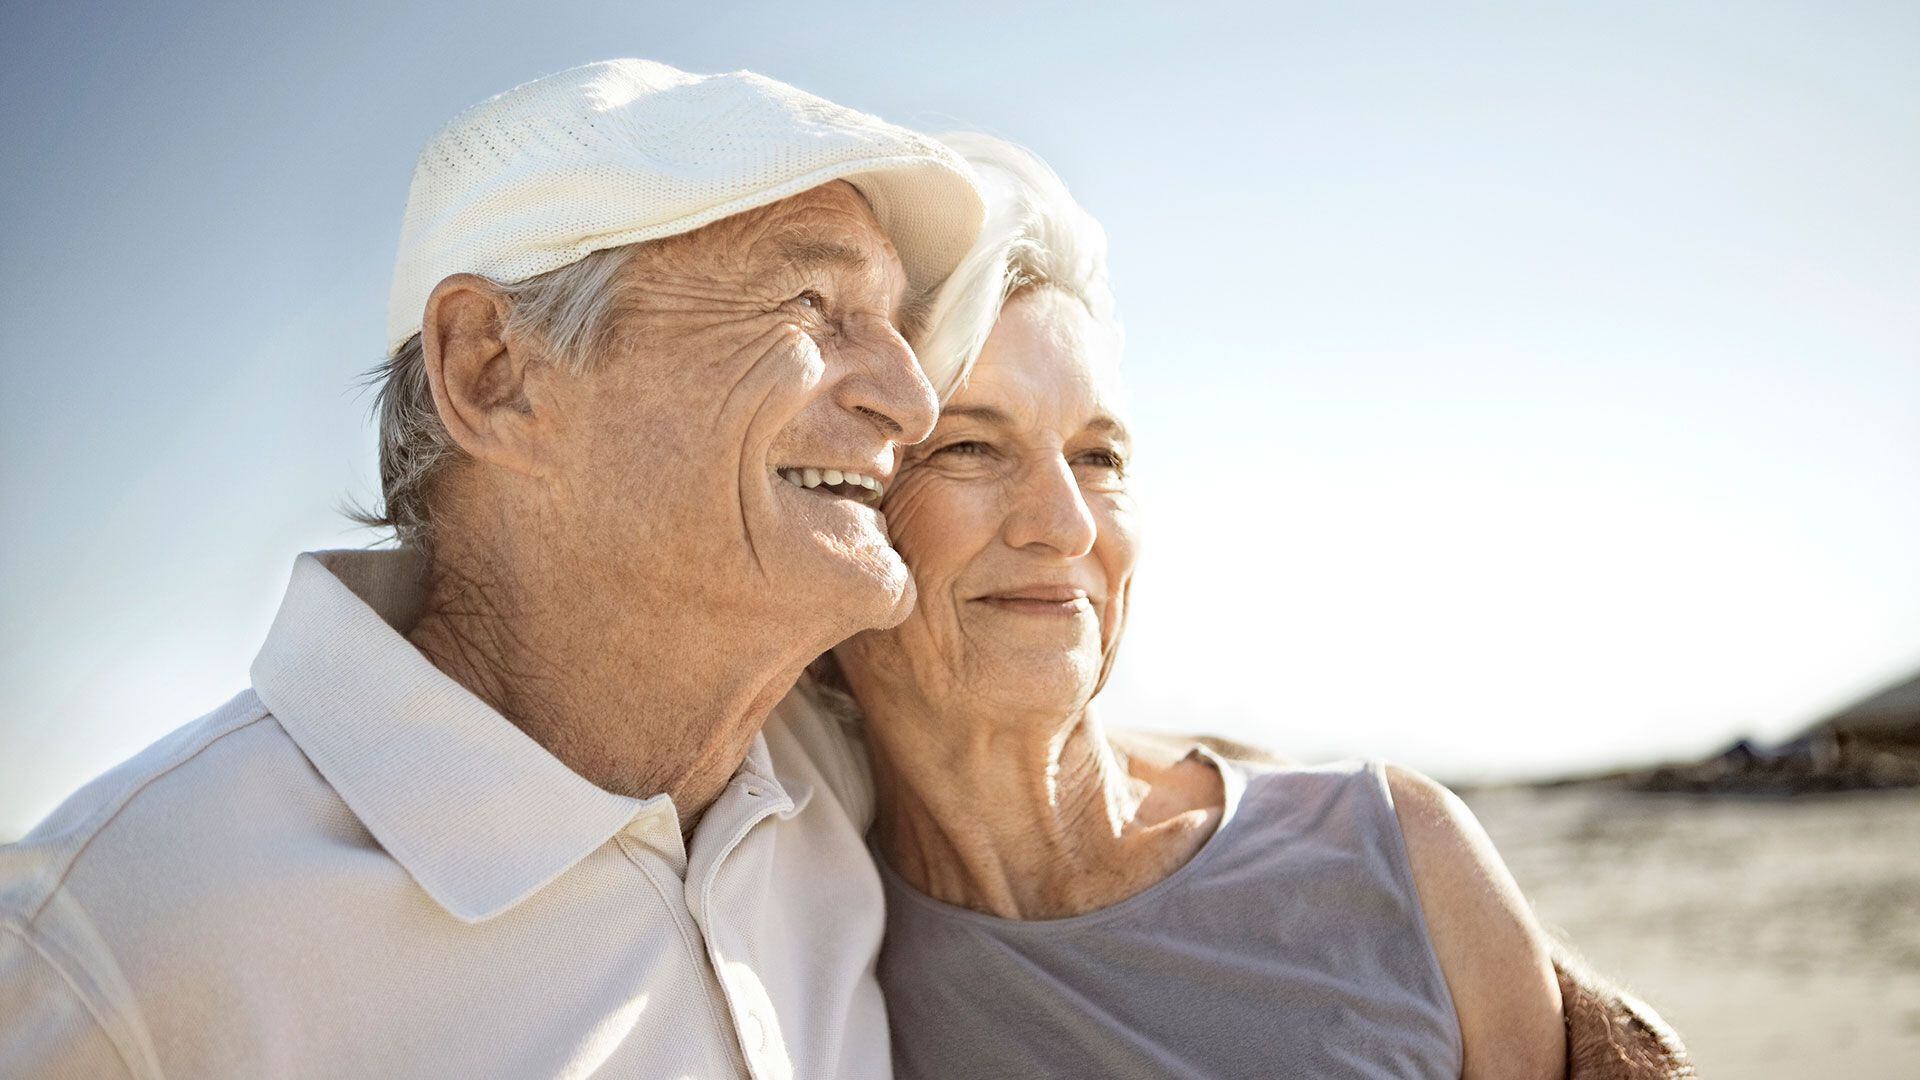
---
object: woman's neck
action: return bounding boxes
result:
[862,687,1223,920]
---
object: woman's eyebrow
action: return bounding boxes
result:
[938,406,1128,441]
[938,404,1011,425]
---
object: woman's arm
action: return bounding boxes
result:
[1386,764,1565,1080]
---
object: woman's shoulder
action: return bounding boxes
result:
[1379,762,1566,1079]
[1107,728,1296,769]
[1206,753,1567,1078]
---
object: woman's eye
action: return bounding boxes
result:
[1075,449,1126,471]
[935,441,987,457]
[793,289,826,310]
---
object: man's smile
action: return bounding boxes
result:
[774,466,887,508]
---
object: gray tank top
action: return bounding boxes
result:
[876,755,1463,1079]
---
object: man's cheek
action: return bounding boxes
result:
[737,342,833,465]
[733,326,825,403]
[580,450,720,543]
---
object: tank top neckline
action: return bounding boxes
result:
[875,744,1254,933]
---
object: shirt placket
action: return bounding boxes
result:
[617,806,751,1079]
[687,773,794,1080]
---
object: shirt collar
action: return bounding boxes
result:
[250,548,668,923]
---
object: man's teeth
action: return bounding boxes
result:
[777,468,884,497]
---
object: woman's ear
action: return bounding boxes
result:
[418,274,552,477]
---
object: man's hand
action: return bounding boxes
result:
[1553,944,1696,1079]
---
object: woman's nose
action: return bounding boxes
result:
[1003,457,1098,559]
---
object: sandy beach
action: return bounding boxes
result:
[1463,783,1920,1078]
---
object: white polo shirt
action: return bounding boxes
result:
[0,549,889,1079]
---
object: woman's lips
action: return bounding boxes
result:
[973,587,1092,616]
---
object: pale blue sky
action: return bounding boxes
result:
[3,0,1916,837]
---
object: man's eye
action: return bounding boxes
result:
[1075,449,1126,471]
[935,441,987,457]
[793,289,826,310]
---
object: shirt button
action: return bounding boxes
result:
[743,1011,768,1053]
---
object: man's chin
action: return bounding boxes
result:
[872,562,917,630]
[760,486,915,629]
[783,535,915,635]
[839,541,916,631]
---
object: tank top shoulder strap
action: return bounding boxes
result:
[1217,755,1455,1002]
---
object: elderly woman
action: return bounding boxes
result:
[816,135,1567,1079]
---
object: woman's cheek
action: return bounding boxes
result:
[1096,496,1140,570]
[1094,498,1138,650]
[1100,574,1131,648]
[890,474,1000,573]
[877,478,939,566]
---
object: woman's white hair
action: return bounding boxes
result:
[912,133,1119,400]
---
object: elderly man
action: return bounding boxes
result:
[0,60,979,1078]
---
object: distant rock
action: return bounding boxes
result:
[1809,667,1920,752]
[1553,666,1920,796]
[1628,729,1920,796]
[1528,661,1920,795]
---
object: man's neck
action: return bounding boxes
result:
[406,548,816,826]
[861,686,1221,920]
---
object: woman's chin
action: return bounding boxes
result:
[971,652,1105,715]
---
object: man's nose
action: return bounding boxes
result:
[1004,456,1098,560]
[835,314,939,445]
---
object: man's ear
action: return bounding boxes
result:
[419,274,553,477]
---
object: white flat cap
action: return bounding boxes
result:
[386,59,984,353]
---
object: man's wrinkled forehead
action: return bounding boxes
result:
[746,182,909,310]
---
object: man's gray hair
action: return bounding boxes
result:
[354,245,640,551]
[911,133,1119,400]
